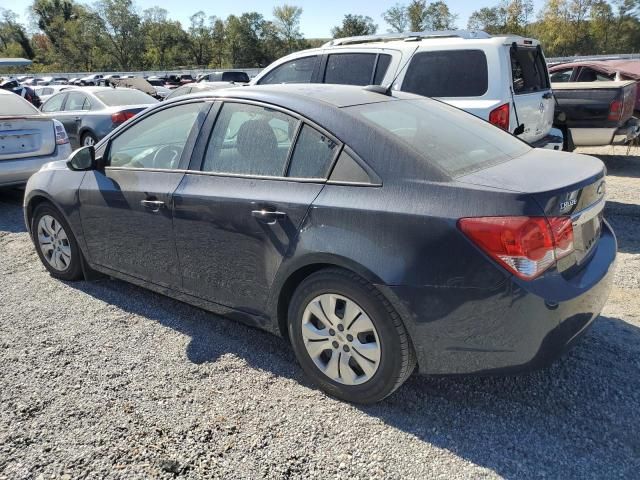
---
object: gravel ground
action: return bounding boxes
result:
[1,148,639,479]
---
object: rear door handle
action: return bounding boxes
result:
[140,199,165,212]
[251,209,287,224]
[74,116,82,121]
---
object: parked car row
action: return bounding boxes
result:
[1,30,621,403]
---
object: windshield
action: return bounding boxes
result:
[0,93,40,116]
[94,89,158,106]
[345,99,531,177]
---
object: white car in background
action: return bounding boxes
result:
[252,30,564,150]
[33,85,75,103]
[0,90,72,188]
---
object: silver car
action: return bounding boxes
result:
[0,90,72,188]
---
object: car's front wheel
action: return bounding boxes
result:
[32,203,83,281]
[81,132,97,147]
[288,268,416,403]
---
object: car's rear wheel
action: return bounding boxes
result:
[81,132,97,147]
[288,268,415,403]
[32,203,83,281]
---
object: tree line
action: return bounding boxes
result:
[1,0,640,73]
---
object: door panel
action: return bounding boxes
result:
[173,174,323,313]
[79,169,185,288]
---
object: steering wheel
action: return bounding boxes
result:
[151,145,182,169]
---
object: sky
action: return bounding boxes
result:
[9,0,547,38]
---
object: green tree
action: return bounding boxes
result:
[467,6,507,33]
[0,9,34,59]
[273,4,303,54]
[423,1,457,30]
[95,0,143,70]
[331,14,377,38]
[407,0,427,30]
[188,11,214,67]
[141,7,187,69]
[383,3,409,32]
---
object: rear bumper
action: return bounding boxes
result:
[0,144,72,187]
[530,128,564,151]
[380,221,617,375]
[568,117,640,146]
[612,117,640,144]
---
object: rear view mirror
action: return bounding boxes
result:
[67,146,96,171]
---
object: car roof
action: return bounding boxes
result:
[195,83,417,109]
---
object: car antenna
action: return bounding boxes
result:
[363,43,420,97]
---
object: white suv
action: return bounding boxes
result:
[252,30,563,150]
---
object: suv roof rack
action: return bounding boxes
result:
[323,30,491,47]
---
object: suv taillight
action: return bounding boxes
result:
[608,99,622,122]
[458,216,574,280]
[111,111,135,124]
[489,103,510,131]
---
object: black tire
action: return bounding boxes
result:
[81,132,97,147]
[31,203,84,281]
[288,268,416,404]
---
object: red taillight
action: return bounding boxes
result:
[489,103,510,131]
[111,111,136,124]
[458,216,574,280]
[608,99,622,121]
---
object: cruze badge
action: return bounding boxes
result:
[560,199,577,211]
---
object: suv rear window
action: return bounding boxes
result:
[402,50,488,97]
[222,71,250,83]
[346,99,530,177]
[511,47,550,94]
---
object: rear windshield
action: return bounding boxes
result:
[222,71,250,82]
[0,93,40,116]
[345,99,530,177]
[402,50,488,97]
[94,89,158,106]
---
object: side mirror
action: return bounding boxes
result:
[66,146,96,171]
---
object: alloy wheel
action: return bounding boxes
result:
[301,293,381,385]
[37,215,72,272]
[83,135,95,146]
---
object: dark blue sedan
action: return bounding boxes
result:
[23,85,616,403]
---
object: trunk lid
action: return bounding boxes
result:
[458,148,607,269]
[0,116,56,161]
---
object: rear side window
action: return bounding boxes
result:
[41,93,66,113]
[549,68,573,83]
[64,92,90,111]
[402,50,488,97]
[346,99,530,177]
[203,103,298,176]
[373,54,392,84]
[324,53,377,86]
[287,125,339,178]
[511,47,550,94]
[259,56,318,85]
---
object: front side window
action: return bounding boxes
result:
[203,102,298,176]
[287,125,339,178]
[402,50,489,98]
[41,93,66,113]
[108,102,208,169]
[324,53,377,86]
[258,56,318,85]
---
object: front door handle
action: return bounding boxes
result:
[74,116,82,121]
[542,92,553,100]
[140,199,165,212]
[251,209,287,224]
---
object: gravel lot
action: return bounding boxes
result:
[1,147,639,479]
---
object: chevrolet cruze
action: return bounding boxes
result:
[24,85,616,403]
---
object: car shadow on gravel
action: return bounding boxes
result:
[0,189,27,233]
[594,154,640,178]
[70,277,640,478]
[605,207,640,254]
